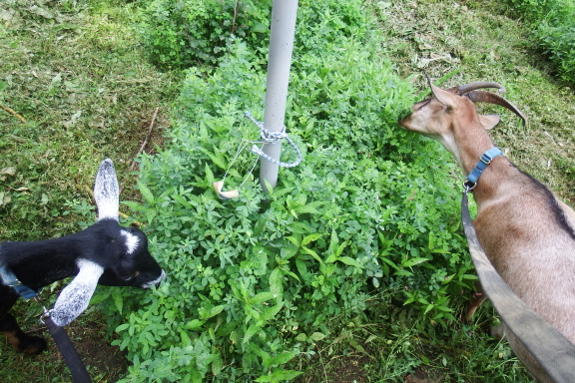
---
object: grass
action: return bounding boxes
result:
[0,0,180,242]
[0,306,129,382]
[1,0,179,381]
[1,0,575,382]
[293,296,528,383]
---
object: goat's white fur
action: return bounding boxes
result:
[94,158,120,222]
[141,269,166,289]
[50,259,104,327]
[121,230,140,255]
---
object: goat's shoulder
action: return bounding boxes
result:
[474,161,575,258]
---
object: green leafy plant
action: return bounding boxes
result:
[504,0,555,22]
[503,0,575,83]
[137,0,271,69]
[533,22,575,82]
[95,6,477,378]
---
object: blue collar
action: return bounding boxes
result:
[464,147,503,191]
[0,250,38,300]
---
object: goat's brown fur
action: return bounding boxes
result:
[399,82,575,383]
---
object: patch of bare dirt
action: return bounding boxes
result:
[65,316,129,382]
[405,369,440,383]
[295,352,371,383]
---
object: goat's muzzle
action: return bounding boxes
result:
[140,269,166,289]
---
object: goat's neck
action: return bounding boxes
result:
[448,122,505,201]
[460,140,497,176]
[5,236,83,289]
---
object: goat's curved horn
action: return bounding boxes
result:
[466,90,527,125]
[458,82,506,95]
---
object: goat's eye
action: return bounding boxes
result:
[123,271,140,281]
[417,99,432,110]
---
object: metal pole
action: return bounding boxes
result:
[260,0,298,190]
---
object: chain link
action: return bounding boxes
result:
[245,111,302,168]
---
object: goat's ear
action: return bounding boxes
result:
[429,82,457,109]
[478,114,500,130]
[50,259,104,327]
[94,158,120,221]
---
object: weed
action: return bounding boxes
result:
[502,0,575,83]
[137,0,272,69]
[98,2,485,381]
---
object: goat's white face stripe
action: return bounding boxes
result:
[50,259,104,327]
[94,158,120,222]
[121,230,140,254]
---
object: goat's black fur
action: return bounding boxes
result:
[1,220,161,290]
[516,165,575,242]
[0,159,165,355]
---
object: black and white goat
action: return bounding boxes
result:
[0,159,165,355]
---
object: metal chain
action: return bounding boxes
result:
[245,111,302,168]
[33,296,50,324]
[215,112,303,198]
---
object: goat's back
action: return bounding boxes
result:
[474,167,575,382]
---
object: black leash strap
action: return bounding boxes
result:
[43,315,92,383]
[462,191,575,382]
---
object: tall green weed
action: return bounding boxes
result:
[101,42,471,383]
[504,0,575,83]
[95,0,475,381]
[533,22,575,82]
[137,0,271,69]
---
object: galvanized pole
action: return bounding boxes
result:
[260,0,298,190]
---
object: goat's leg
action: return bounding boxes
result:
[465,281,506,340]
[465,280,487,321]
[0,312,47,354]
[0,285,47,355]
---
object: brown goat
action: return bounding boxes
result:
[399,80,575,383]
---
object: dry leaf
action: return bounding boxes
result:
[1,166,16,176]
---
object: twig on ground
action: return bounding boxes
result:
[1,105,25,123]
[129,107,159,172]
[26,326,47,334]
[85,185,95,200]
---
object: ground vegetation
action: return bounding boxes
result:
[1,0,574,382]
